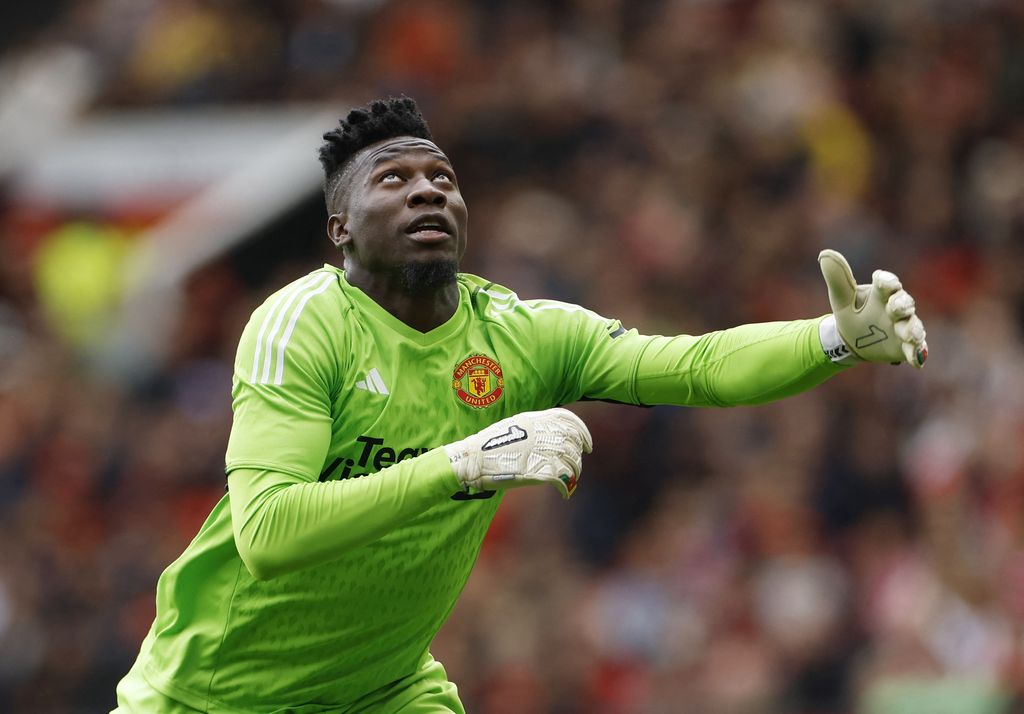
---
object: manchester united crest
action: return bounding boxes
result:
[452,355,504,408]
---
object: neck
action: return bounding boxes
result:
[345,264,460,332]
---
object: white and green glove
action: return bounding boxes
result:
[444,408,593,499]
[818,249,928,368]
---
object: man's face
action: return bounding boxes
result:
[328,137,468,283]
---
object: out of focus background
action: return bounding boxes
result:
[1,0,1023,712]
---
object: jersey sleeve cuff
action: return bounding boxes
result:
[421,447,463,495]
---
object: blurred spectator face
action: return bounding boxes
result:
[328,137,468,278]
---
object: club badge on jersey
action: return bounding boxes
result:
[452,355,504,408]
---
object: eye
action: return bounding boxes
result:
[433,170,453,183]
[379,171,402,183]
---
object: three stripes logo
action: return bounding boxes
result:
[355,368,390,395]
[250,272,335,386]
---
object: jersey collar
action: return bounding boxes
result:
[332,266,469,346]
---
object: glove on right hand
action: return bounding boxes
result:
[444,408,593,499]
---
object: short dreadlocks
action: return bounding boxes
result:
[318,97,433,210]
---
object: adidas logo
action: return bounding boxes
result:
[355,367,389,395]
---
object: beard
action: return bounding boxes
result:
[396,259,458,294]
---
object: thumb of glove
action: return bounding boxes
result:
[818,249,858,311]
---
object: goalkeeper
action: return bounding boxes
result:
[113,97,927,713]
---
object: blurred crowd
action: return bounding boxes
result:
[2,0,1024,712]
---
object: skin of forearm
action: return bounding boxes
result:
[228,448,460,580]
[635,318,846,407]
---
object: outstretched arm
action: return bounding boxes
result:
[631,317,840,407]
[566,249,927,407]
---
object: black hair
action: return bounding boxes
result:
[318,96,432,209]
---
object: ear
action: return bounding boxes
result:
[327,213,349,249]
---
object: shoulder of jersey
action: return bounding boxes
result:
[460,273,522,321]
[245,268,343,386]
[459,273,604,326]
[247,268,344,346]
[255,267,344,319]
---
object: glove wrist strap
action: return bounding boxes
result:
[819,315,860,365]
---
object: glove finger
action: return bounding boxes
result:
[901,339,928,368]
[886,290,916,320]
[562,424,585,456]
[894,315,926,345]
[901,340,916,367]
[872,270,903,301]
[565,442,581,471]
[894,314,928,369]
[553,440,582,471]
[555,454,581,499]
[915,340,929,367]
[552,408,594,454]
[818,249,857,310]
[560,451,582,478]
[579,424,593,454]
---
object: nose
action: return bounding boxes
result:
[407,177,447,208]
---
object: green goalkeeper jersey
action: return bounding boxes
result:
[133,265,841,712]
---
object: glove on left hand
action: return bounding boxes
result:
[818,249,928,368]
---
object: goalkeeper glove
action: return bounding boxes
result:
[818,249,928,368]
[444,408,593,499]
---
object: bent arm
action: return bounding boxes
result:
[228,448,459,580]
[633,317,845,406]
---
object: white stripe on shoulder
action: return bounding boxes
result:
[250,275,319,383]
[524,299,604,320]
[273,272,336,385]
[479,288,520,314]
[480,289,604,322]
[260,275,331,384]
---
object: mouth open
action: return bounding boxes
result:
[406,214,453,243]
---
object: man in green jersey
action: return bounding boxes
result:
[113,97,927,713]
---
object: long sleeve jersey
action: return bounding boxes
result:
[134,265,843,712]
